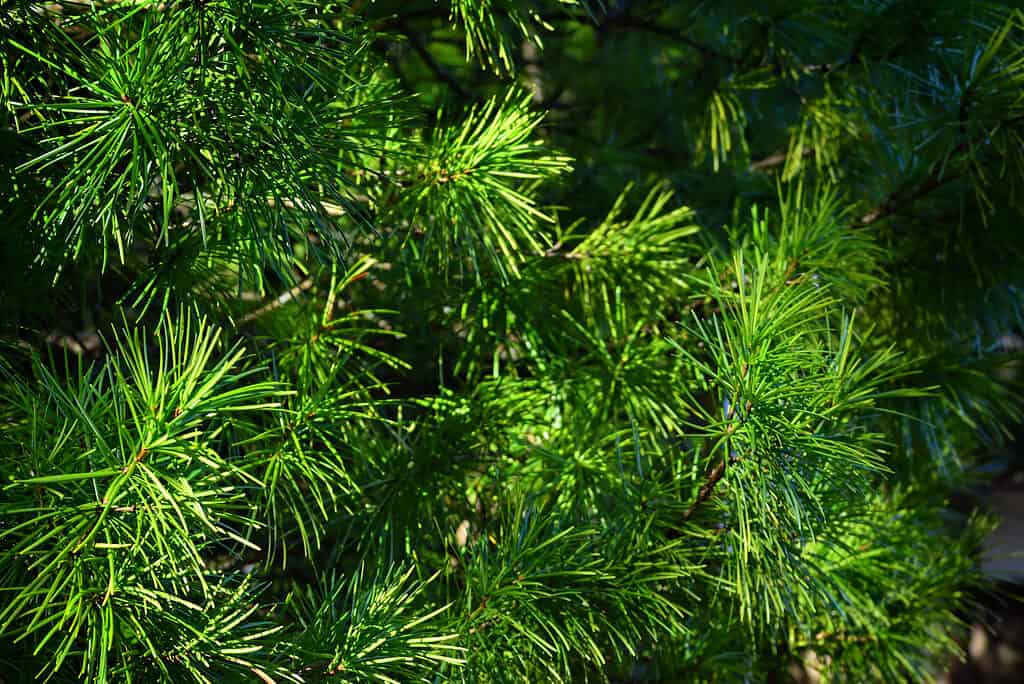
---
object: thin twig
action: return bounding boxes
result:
[747,147,814,173]
[371,39,415,94]
[397,20,472,100]
[858,114,1024,226]
[682,452,727,522]
[748,151,789,171]
[858,169,959,226]
[239,278,314,323]
[265,197,346,217]
[610,16,734,63]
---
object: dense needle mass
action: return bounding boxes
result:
[1,2,1023,682]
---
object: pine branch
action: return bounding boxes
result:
[239,278,315,324]
[858,169,960,225]
[749,148,814,172]
[682,453,727,522]
[4,3,1022,682]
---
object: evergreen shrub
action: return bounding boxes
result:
[2,1,1024,681]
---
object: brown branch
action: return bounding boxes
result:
[682,456,727,522]
[793,630,878,648]
[748,151,789,171]
[748,148,815,173]
[540,241,588,259]
[239,278,314,323]
[799,29,868,75]
[858,170,959,226]
[858,114,1024,226]
[680,430,734,525]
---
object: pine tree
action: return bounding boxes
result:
[2,1,1023,681]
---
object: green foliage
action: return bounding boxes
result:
[3,1,1024,682]
[448,0,596,73]
[288,566,464,682]
[393,89,571,279]
[452,505,692,681]
[0,313,282,681]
